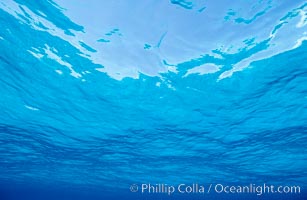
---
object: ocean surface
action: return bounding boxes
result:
[0,0,307,199]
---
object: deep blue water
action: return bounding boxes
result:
[0,0,307,199]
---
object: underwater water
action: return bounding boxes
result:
[0,0,307,199]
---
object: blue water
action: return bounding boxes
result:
[0,0,307,199]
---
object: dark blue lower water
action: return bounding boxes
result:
[0,0,307,199]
